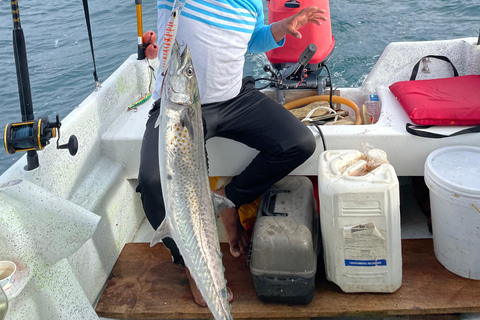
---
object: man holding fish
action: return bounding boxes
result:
[137,0,328,308]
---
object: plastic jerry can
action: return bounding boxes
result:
[318,150,402,293]
[266,0,335,65]
[249,176,319,304]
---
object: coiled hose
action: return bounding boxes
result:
[283,95,363,125]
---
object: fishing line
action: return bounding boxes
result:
[127,60,157,110]
[148,60,156,90]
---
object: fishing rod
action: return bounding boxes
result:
[135,0,159,60]
[136,0,146,60]
[82,0,100,89]
[3,0,78,171]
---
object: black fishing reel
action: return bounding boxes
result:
[4,115,78,156]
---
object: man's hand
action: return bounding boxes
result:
[271,6,328,43]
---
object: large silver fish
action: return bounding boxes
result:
[151,41,233,320]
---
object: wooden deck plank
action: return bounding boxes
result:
[95,239,480,319]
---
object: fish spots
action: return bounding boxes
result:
[220,287,229,299]
[159,44,232,319]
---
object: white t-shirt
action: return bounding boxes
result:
[153,0,284,104]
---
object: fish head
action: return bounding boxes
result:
[163,41,198,107]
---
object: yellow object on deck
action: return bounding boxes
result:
[209,176,260,230]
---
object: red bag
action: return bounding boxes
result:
[389,55,480,126]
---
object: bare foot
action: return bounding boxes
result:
[185,267,233,306]
[214,186,250,258]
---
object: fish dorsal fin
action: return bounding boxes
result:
[212,192,235,218]
[150,219,172,247]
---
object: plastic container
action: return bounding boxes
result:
[318,150,402,293]
[363,82,382,123]
[249,176,319,304]
[0,261,16,292]
[265,0,335,65]
[424,146,480,279]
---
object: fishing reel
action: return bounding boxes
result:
[4,115,78,156]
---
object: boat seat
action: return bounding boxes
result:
[101,98,260,180]
[102,87,480,180]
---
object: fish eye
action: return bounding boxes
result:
[185,67,194,77]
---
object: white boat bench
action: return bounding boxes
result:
[102,86,480,180]
[102,37,480,180]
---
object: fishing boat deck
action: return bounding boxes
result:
[95,239,480,320]
[95,179,480,320]
[3,38,479,320]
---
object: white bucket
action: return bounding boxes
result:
[424,146,480,280]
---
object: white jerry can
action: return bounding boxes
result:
[318,149,402,293]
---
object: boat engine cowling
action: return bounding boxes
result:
[266,0,335,70]
[264,0,335,104]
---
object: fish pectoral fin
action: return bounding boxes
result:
[154,99,165,129]
[154,114,162,129]
[150,220,172,247]
[212,192,235,218]
[180,108,195,139]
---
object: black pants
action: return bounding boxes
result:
[136,76,316,264]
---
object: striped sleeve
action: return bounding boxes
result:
[247,24,285,53]
[246,0,285,53]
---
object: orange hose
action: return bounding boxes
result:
[283,95,363,125]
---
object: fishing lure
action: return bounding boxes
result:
[128,93,152,111]
[160,0,185,76]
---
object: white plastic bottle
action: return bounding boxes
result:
[363,82,382,123]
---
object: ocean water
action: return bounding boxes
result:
[0,0,479,175]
